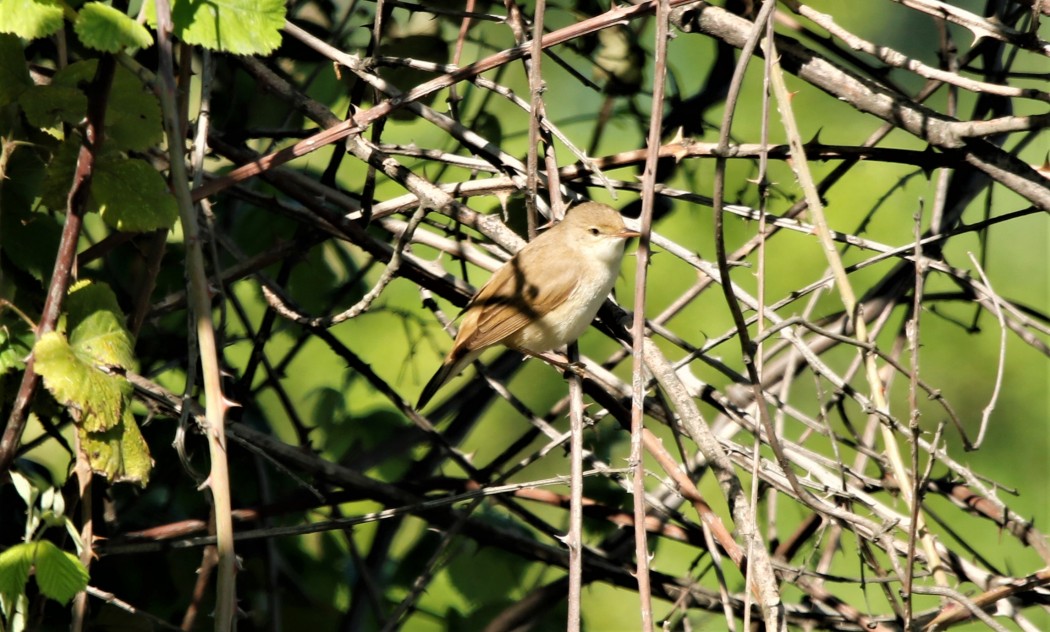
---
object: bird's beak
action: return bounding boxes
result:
[618,229,641,239]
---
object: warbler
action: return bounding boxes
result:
[418,202,638,408]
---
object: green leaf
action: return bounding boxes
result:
[34,331,128,432]
[146,0,285,54]
[93,158,178,232]
[30,541,88,605]
[19,85,87,136]
[22,61,162,151]
[41,141,175,231]
[0,34,31,106]
[65,280,137,368]
[79,409,152,485]
[34,281,136,432]
[74,2,153,52]
[20,61,93,139]
[0,141,57,284]
[0,543,33,599]
[106,64,163,151]
[0,320,32,374]
[33,282,152,485]
[0,0,64,40]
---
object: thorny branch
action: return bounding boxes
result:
[12,1,1049,630]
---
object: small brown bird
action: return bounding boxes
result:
[417,202,638,408]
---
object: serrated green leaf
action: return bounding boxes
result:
[107,65,162,151]
[41,142,173,229]
[146,0,285,54]
[31,541,88,605]
[50,59,96,88]
[19,60,93,138]
[34,281,136,432]
[0,34,31,106]
[80,408,152,485]
[0,0,63,40]
[65,280,136,368]
[93,158,177,232]
[34,331,127,432]
[33,282,151,485]
[22,61,161,151]
[74,2,153,52]
[19,85,87,133]
[0,543,33,599]
[0,141,58,283]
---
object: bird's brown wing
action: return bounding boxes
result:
[459,240,578,350]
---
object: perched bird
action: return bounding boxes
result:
[417,202,638,408]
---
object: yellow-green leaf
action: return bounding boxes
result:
[66,280,137,369]
[30,541,88,605]
[146,0,285,55]
[34,282,136,433]
[0,542,33,598]
[80,409,152,486]
[34,331,127,432]
[74,2,153,52]
[0,0,63,40]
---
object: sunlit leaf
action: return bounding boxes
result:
[65,280,137,369]
[146,0,285,55]
[0,0,63,40]
[41,144,176,231]
[31,541,88,605]
[34,331,128,432]
[33,282,152,485]
[33,281,135,433]
[75,2,153,52]
[23,61,162,151]
[79,408,152,485]
[0,543,33,599]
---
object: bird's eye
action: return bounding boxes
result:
[589,227,600,235]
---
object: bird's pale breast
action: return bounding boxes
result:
[506,254,621,353]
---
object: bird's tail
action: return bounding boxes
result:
[417,349,480,409]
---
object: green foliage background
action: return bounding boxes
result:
[1,0,1047,630]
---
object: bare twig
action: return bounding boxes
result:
[153,4,237,628]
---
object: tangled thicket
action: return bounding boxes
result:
[2,1,1048,630]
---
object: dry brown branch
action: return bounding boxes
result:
[10,1,1047,630]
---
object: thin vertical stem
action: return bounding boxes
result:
[566,341,584,632]
[628,1,672,629]
[153,4,237,630]
[525,0,547,234]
